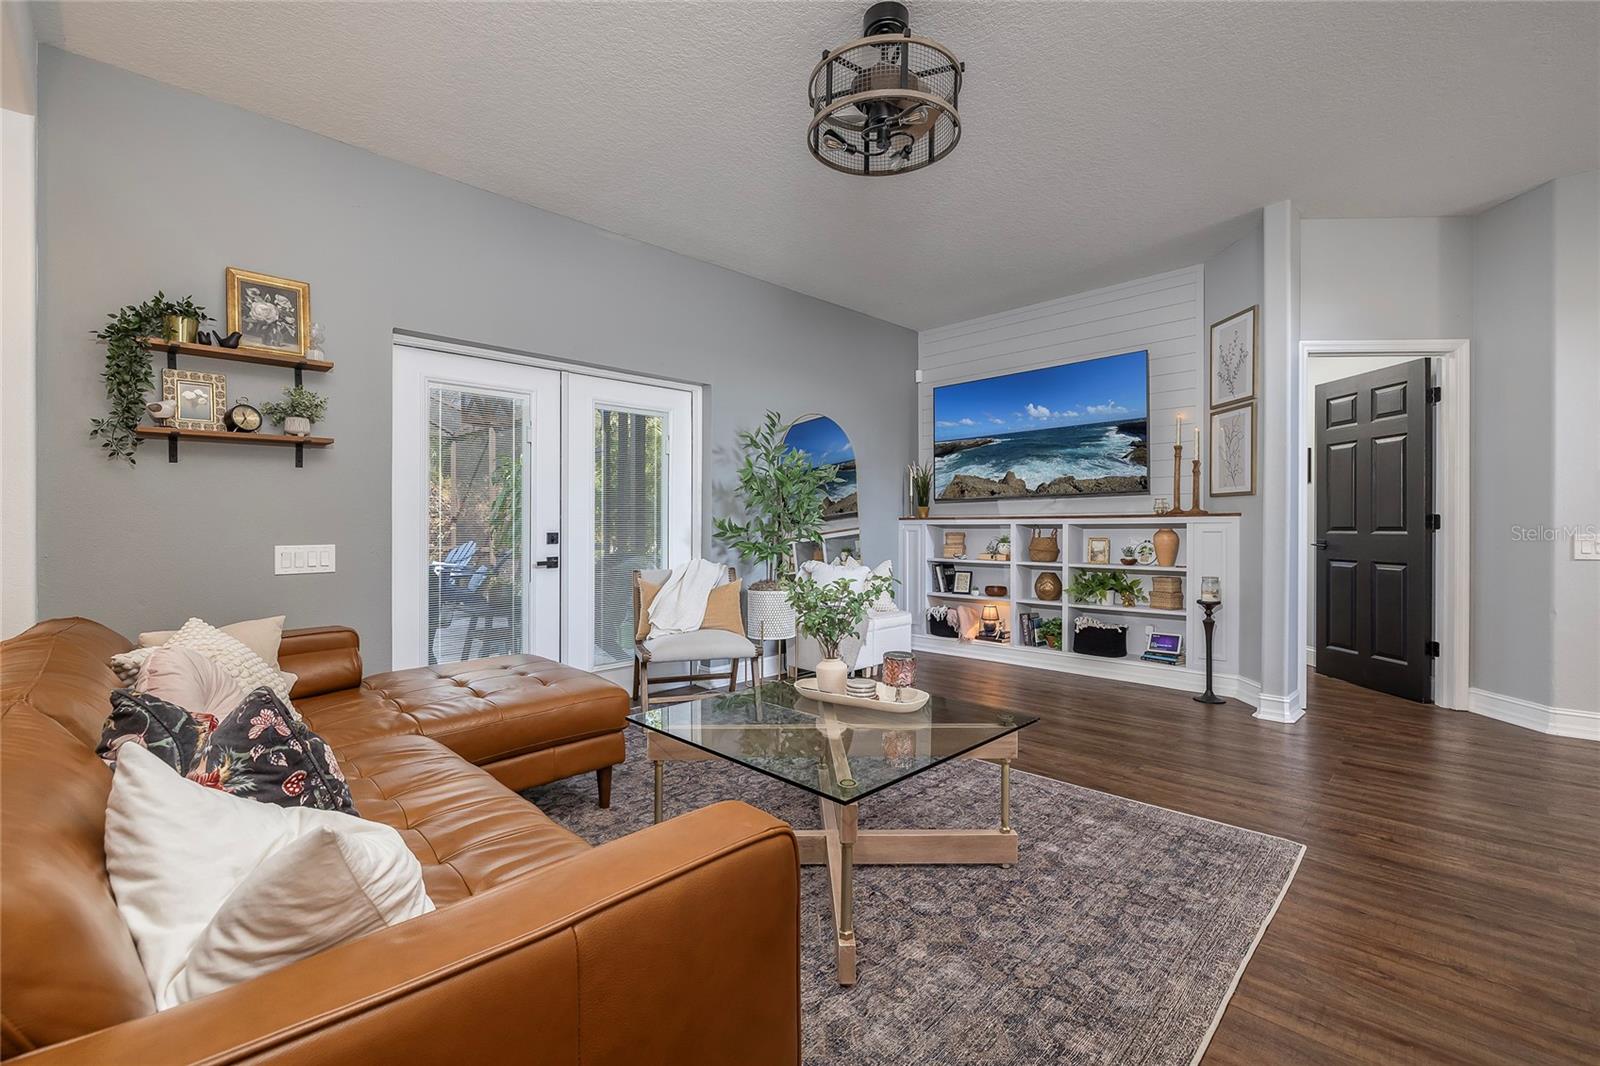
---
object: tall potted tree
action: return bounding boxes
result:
[713,410,840,639]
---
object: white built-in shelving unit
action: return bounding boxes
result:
[900,514,1243,699]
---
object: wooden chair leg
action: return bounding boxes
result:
[631,656,641,702]
[727,657,739,692]
[596,766,613,809]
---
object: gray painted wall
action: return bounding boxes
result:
[1301,218,1473,340]
[1202,222,1265,685]
[35,49,917,670]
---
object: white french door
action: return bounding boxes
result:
[392,342,697,672]
[564,376,695,670]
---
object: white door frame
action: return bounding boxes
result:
[392,335,704,672]
[1297,338,1471,711]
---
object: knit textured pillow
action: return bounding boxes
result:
[111,618,296,706]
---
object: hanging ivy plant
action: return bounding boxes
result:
[90,292,209,463]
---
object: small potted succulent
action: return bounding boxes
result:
[1120,543,1139,565]
[261,385,328,437]
[786,571,896,693]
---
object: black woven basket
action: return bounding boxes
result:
[927,612,959,639]
[1072,623,1128,658]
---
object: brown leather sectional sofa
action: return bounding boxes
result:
[0,618,800,1065]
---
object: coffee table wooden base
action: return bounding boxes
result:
[647,731,1019,986]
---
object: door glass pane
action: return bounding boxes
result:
[428,385,525,665]
[593,407,665,666]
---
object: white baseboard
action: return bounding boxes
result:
[911,634,1264,710]
[1252,689,1306,724]
[1468,688,1600,741]
[1304,645,1316,668]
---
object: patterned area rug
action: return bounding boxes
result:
[525,730,1303,1065]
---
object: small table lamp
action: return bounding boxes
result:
[981,604,1000,639]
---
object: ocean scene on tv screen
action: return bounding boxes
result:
[784,415,857,519]
[933,351,1150,500]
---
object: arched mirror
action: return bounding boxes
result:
[784,414,857,521]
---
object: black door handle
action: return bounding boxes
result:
[534,556,560,569]
[1312,540,1329,550]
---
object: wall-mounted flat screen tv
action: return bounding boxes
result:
[933,350,1150,501]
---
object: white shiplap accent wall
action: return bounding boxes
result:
[918,265,1205,516]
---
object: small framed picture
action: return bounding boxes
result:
[951,570,973,594]
[1209,305,1258,409]
[226,267,311,358]
[161,368,227,431]
[1210,403,1257,496]
[1086,536,1111,565]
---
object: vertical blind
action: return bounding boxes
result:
[427,385,526,665]
[593,407,666,665]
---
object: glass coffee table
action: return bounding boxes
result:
[628,680,1038,985]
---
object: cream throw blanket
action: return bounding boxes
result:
[645,558,724,639]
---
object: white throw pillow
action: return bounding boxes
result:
[112,618,296,702]
[105,744,433,1009]
[868,559,898,613]
[801,559,872,591]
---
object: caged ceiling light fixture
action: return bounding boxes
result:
[807,2,963,176]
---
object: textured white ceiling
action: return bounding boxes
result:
[33,1,1600,329]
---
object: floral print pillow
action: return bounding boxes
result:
[97,689,212,773]
[186,688,355,815]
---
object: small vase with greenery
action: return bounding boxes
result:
[1104,572,1148,607]
[907,460,933,518]
[261,385,329,437]
[1036,616,1063,649]
[1067,569,1114,605]
[785,571,896,693]
[91,292,210,464]
[713,410,840,637]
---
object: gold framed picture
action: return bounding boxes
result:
[226,267,310,358]
[1086,536,1112,565]
[162,368,227,430]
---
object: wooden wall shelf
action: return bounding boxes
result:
[135,426,332,467]
[139,338,333,373]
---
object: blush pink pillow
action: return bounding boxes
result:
[135,645,248,730]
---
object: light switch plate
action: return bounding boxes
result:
[275,544,336,575]
[1575,531,1600,561]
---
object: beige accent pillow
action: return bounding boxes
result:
[112,618,295,704]
[635,579,744,641]
[134,646,247,727]
[139,615,286,668]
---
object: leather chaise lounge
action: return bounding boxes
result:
[0,618,801,1065]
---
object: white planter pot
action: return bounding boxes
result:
[283,415,312,437]
[814,657,849,694]
[744,586,797,641]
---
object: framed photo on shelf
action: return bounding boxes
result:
[161,367,227,431]
[1086,536,1112,565]
[1210,403,1257,496]
[1209,305,1258,408]
[951,570,973,594]
[226,267,311,358]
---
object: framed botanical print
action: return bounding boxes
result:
[162,368,227,430]
[226,267,311,358]
[951,570,973,594]
[1086,536,1111,565]
[1209,305,1258,409]
[1209,403,1256,496]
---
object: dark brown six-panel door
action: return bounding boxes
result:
[1314,359,1433,702]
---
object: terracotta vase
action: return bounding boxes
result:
[1153,527,1179,567]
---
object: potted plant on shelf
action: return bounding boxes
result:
[1120,543,1138,565]
[907,460,933,519]
[1036,616,1063,650]
[91,292,211,464]
[1105,572,1149,608]
[785,571,896,693]
[1067,569,1114,606]
[713,410,840,639]
[261,385,329,437]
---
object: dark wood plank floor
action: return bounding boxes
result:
[914,653,1600,1065]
